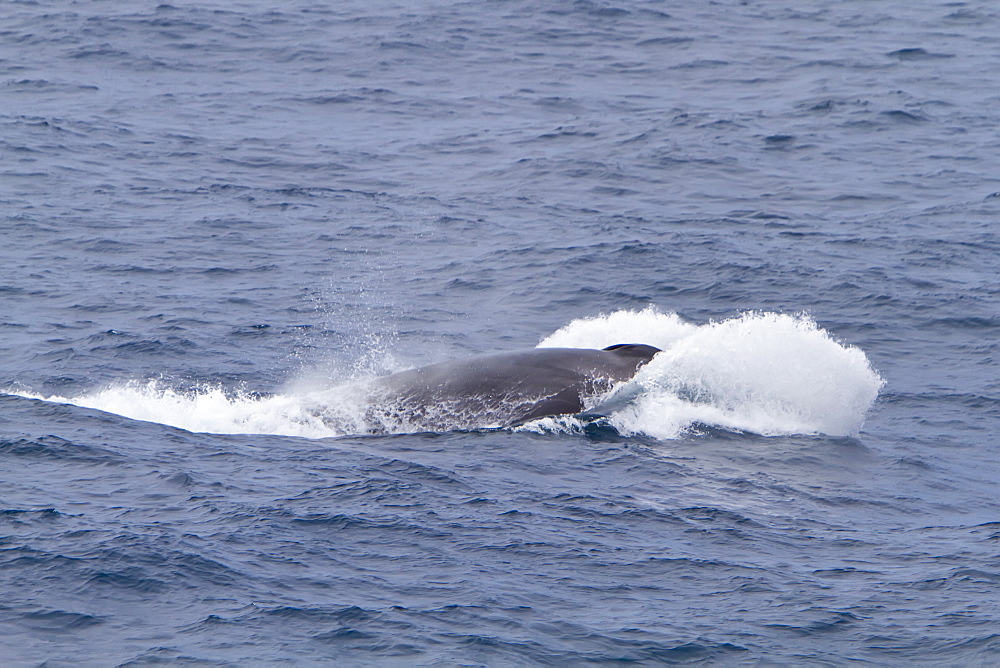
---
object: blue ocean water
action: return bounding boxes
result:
[2,0,998,664]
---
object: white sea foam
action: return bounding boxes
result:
[537,308,884,439]
[10,309,883,439]
[13,381,349,438]
[537,305,696,351]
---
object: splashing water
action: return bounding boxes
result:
[549,309,884,439]
[8,309,883,439]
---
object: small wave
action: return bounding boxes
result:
[8,309,882,440]
[10,382,348,439]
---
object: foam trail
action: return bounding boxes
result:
[12,381,352,438]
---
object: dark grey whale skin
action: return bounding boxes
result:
[366,344,661,430]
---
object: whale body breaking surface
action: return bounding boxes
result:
[359,344,662,432]
[9,311,884,439]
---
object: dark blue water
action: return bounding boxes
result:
[3,0,999,664]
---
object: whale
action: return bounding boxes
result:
[361,344,661,432]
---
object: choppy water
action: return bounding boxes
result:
[2,0,999,664]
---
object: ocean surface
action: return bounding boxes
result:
[2,0,998,664]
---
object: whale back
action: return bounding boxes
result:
[364,344,660,431]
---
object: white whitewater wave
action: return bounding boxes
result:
[13,381,356,439]
[538,305,697,351]
[538,308,883,439]
[9,309,883,440]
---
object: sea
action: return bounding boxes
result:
[2,0,998,664]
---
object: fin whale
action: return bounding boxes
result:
[363,343,660,431]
